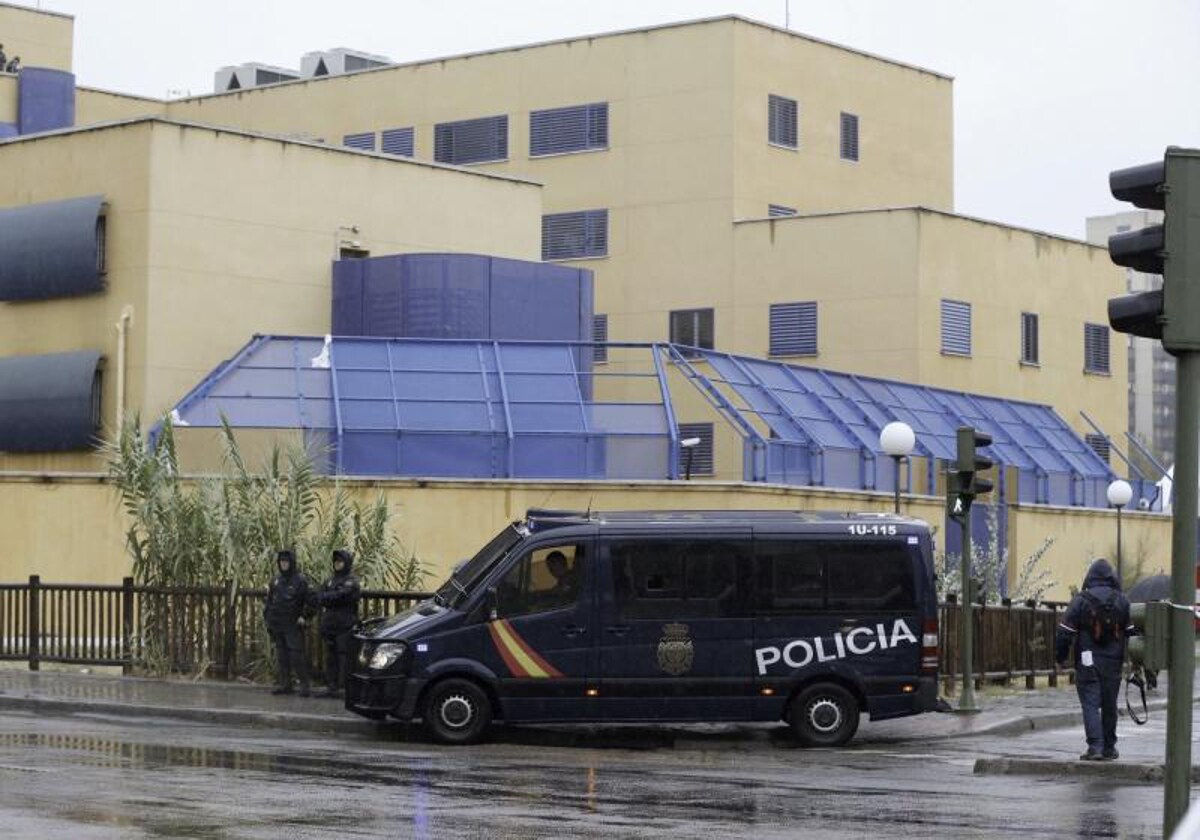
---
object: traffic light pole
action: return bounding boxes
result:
[1164,351,1198,835]
[957,510,978,713]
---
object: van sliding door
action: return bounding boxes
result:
[597,532,755,721]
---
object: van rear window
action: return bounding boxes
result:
[757,540,916,613]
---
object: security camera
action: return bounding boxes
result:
[680,437,701,448]
[1137,497,1151,511]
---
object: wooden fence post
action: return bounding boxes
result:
[222,579,237,679]
[121,577,134,675]
[27,575,39,671]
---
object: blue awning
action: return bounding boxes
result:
[0,195,106,301]
[0,351,103,452]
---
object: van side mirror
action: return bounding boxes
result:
[485,586,499,622]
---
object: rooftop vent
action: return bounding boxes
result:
[213,63,301,93]
[300,48,392,78]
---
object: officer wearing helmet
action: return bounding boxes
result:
[314,549,362,698]
[264,549,313,697]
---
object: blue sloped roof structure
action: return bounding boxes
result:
[167,335,1138,509]
[670,346,1124,508]
[170,335,674,480]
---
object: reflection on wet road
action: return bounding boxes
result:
[0,711,1168,839]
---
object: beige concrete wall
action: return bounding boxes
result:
[0,122,154,472]
[0,469,1168,604]
[158,18,954,357]
[914,210,1127,441]
[731,20,953,219]
[0,118,542,472]
[75,88,164,125]
[0,72,14,126]
[0,473,945,584]
[163,21,743,354]
[730,209,1127,444]
[731,210,922,381]
[1008,503,1171,599]
[140,121,542,421]
[0,3,72,73]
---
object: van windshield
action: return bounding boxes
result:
[434,523,526,609]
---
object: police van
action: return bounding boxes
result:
[347,509,941,746]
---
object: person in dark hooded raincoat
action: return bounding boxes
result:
[264,549,313,697]
[314,549,361,698]
[1055,558,1134,761]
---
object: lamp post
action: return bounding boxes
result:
[1107,479,1133,581]
[879,421,915,514]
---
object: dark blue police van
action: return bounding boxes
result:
[347,509,941,747]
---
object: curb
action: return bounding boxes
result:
[974,756,1200,784]
[920,696,1187,740]
[0,693,371,736]
[0,690,1194,747]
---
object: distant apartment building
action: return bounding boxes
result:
[1087,210,1175,466]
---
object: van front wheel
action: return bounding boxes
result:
[423,678,492,745]
[789,682,859,747]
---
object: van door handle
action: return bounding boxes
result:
[561,624,587,638]
[605,625,630,637]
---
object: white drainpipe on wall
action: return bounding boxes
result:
[115,305,133,435]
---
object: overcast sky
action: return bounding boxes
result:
[32,0,1200,241]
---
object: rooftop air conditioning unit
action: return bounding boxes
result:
[300,48,392,79]
[213,62,302,93]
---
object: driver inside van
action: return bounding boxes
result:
[544,550,577,601]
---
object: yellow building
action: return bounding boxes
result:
[0,117,542,471]
[148,15,1121,449]
[0,6,1147,597]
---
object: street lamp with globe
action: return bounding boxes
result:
[1107,479,1133,581]
[879,421,916,514]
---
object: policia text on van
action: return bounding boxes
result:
[346,510,941,746]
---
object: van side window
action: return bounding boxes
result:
[496,544,586,618]
[825,543,916,611]
[756,540,824,613]
[611,539,751,619]
[756,540,916,613]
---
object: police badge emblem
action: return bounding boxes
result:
[656,622,694,676]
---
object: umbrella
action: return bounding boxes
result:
[1127,573,1171,602]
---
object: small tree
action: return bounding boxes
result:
[935,504,1057,604]
[106,414,427,676]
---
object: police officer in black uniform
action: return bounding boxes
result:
[315,549,362,698]
[264,549,312,697]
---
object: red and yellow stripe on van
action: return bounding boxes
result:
[488,619,563,678]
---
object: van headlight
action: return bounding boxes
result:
[368,642,408,670]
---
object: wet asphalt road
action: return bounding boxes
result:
[0,708,1186,839]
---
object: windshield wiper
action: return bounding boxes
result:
[447,576,469,606]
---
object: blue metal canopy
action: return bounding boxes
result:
[167,335,1137,509]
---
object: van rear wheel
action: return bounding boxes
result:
[423,678,492,745]
[789,682,859,747]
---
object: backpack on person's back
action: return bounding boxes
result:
[1080,589,1123,643]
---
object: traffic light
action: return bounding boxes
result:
[1106,148,1200,351]
[956,425,994,497]
[946,426,992,524]
[1128,601,1170,672]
